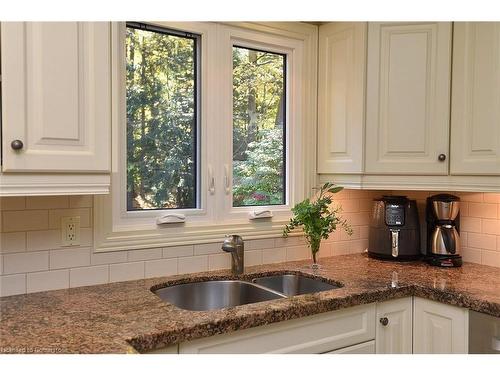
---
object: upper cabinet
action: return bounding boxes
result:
[365,22,452,175]
[450,22,500,176]
[0,22,111,196]
[1,22,111,173]
[317,22,366,174]
[318,21,500,191]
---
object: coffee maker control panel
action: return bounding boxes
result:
[385,204,405,226]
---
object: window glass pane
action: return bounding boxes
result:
[232,46,286,207]
[126,24,198,211]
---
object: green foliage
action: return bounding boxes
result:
[126,27,196,210]
[283,182,353,263]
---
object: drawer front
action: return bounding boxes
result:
[179,303,376,354]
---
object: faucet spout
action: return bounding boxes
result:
[222,235,244,275]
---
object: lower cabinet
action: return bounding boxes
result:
[413,297,468,354]
[375,297,413,354]
[147,297,471,354]
[179,304,375,354]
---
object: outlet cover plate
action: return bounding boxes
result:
[61,216,81,246]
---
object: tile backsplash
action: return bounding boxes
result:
[1,190,499,297]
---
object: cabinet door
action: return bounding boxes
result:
[375,297,412,354]
[325,340,375,354]
[365,22,452,175]
[317,22,366,174]
[450,22,500,175]
[413,297,468,354]
[1,22,111,173]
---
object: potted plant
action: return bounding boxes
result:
[283,182,353,269]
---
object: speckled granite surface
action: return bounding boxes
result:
[1,253,499,354]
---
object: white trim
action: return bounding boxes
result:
[318,173,500,192]
[94,22,318,252]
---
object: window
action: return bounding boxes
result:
[232,46,286,207]
[125,23,199,211]
[95,22,316,252]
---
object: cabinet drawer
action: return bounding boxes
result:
[179,303,376,354]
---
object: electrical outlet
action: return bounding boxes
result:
[61,216,80,246]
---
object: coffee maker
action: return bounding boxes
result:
[426,194,462,267]
[368,196,421,261]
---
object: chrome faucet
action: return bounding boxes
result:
[222,235,244,275]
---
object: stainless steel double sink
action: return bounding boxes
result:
[154,274,341,311]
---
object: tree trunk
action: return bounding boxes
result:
[246,50,258,147]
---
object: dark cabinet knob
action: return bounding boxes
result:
[11,140,24,150]
[438,154,446,162]
[380,317,389,326]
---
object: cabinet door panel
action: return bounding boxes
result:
[317,22,366,174]
[413,297,468,354]
[1,22,111,173]
[376,297,412,354]
[365,22,451,175]
[450,22,500,175]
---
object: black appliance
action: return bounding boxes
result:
[368,196,421,261]
[426,194,462,267]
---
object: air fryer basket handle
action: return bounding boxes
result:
[442,227,456,254]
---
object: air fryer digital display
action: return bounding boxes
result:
[385,204,405,226]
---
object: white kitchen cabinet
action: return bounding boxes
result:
[450,22,500,176]
[178,304,375,354]
[317,22,366,174]
[326,340,375,354]
[0,22,111,196]
[413,297,468,354]
[375,297,412,354]
[365,22,452,175]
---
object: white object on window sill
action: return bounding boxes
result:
[248,210,273,220]
[156,213,186,225]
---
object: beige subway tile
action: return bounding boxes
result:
[482,219,499,235]
[329,189,349,199]
[0,274,26,296]
[341,226,359,241]
[461,217,481,233]
[318,242,332,258]
[468,233,497,251]
[460,232,468,248]
[483,193,500,203]
[481,250,500,267]
[178,255,208,274]
[245,238,276,250]
[0,197,26,211]
[48,208,91,229]
[274,236,305,248]
[91,251,128,265]
[145,258,177,278]
[2,210,49,232]
[262,248,286,264]
[469,203,497,219]
[460,202,469,217]
[286,245,310,261]
[26,196,68,209]
[27,228,92,252]
[324,230,341,243]
[349,239,369,254]
[50,247,91,270]
[336,199,360,213]
[497,236,500,251]
[0,232,26,253]
[343,212,370,226]
[69,195,93,208]
[461,247,482,264]
[208,253,231,271]
[162,245,194,258]
[332,242,350,256]
[109,262,145,282]
[348,190,376,199]
[457,192,483,203]
[358,199,373,212]
[359,225,370,239]
[70,265,109,288]
[194,243,221,255]
[0,255,3,275]
[127,248,162,262]
[27,269,69,293]
[245,250,263,266]
[3,251,48,274]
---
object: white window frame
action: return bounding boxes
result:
[94,22,318,252]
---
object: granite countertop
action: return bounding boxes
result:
[1,253,499,354]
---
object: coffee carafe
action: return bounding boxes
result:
[426,194,462,267]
